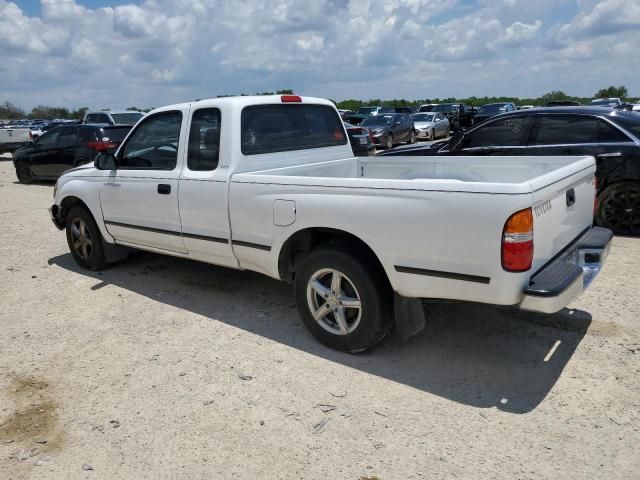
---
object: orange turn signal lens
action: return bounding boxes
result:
[502,208,534,272]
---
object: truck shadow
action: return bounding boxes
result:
[49,251,592,414]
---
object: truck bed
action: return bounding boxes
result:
[230,155,596,305]
[237,155,594,195]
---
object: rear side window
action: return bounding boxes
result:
[532,115,598,145]
[597,121,631,143]
[188,108,220,171]
[241,105,346,155]
[464,116,532,148]
[57,127,79,147]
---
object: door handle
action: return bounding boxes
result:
[157,184,171,195]
[596,152,622,158]
[566,188,576,207]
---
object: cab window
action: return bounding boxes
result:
[119,111,182,170]
[188,108,220,171]
[241,105,346,155]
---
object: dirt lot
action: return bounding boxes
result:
[0,154,638,479]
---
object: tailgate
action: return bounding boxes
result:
[529,158,596,273]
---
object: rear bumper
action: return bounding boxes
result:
[519,227,613,313]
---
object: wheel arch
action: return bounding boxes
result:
[277,227,390,287]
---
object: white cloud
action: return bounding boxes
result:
[0,0,638,111]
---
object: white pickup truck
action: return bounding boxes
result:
[50,95,613,352]
[0,127,31,154]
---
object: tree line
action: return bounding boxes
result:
[1,86,633,121]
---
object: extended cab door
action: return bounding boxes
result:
[178,107,237,267]
[99,110,187,253]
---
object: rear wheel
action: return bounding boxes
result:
[294,247,390,353]
[65,205,107,270]
[386,134,394,149]
[15,161,33,184]
[595,181,640,236]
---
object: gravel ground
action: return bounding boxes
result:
[0,153,638,479]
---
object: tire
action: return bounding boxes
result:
[595,181,640,236]
[294,247,390,353]
[65,205,107,270]
[408,130,416,144]
[15,160,33,184]
[431,128,437,140]
[385,134,393,149]
[446,126,450,137]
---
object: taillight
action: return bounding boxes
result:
[86,141,117,152]
[29,131,33,140]
[281,95,302,103]
[502,208,533,272]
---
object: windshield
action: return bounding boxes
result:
[591,99,618,106]
[413,113,435,122]
[419,105,435,112]
[478,104,506,115]
[432,104,458,113]
[357,107,378,115]
[110,112,144,124]
[361,115,393,127]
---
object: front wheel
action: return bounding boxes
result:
[65,205,107,270]
[385,134,393,149]
[408,130,416,144]
[595,181,640,236]
[294,247,390,353]
[15,160,33,184]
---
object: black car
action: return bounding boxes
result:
[13,124,131,183]
[378,107,640,235]
[344,122,375,156]
[361,113,415,149]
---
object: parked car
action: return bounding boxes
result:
[361,113,416,148]
[83,110,145,125]
[344,106,383,125]
[344,122,375,156]
[472,102,516,124]
[50,95,611,353]
[418,104,437,112]
[591,98,622,107]
[517,105,535,110]
[0,127,32,154]
[412,112,450,140]
[338,109,353,120]
[546,101,581,107]
[430,103,475,130]
[13,124,132,183]
[379,107,640,235]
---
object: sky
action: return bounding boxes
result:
[0,0,639,110]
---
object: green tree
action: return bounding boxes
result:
[540,90,569,103]
[594,86,627,99]
[0,101,26,119]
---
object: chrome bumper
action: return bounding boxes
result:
[519,227,613,314]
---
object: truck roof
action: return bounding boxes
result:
[150,95,336,115]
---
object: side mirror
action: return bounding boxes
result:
[94,152,117,170]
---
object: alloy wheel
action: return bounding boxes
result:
[306,268,362,335]
[70,218,93,260]
[600,184,640,235]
